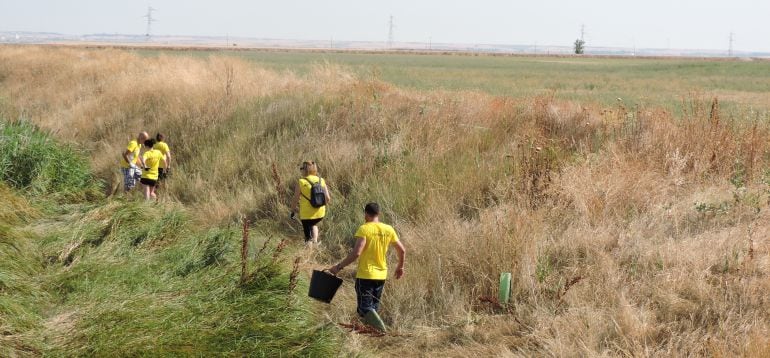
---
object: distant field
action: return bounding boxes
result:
[137,48,770,110]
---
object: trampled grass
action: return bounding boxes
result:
[38,201,337,357]
[2,45,770,356]
[1,193,339,357]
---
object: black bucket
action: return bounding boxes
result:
[308,270,343,303]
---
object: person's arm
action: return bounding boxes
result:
[165,150,172,169]
[292,182,301,214]
[323,180,332,205]
[161,156,168,170]
[122,149,135,167]
[393,240,406,279]
[328,237,366,275]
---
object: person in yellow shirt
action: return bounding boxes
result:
[139,138,167,201]
[153,133,171,182]
[291,161,331,245]
[328,202,406,329]
[119,131,148,192]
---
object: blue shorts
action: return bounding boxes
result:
[121,167,141,191]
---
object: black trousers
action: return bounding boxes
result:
[355,278,385,317]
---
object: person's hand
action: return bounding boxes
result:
[395,267,404,279]
[328,265,340,276]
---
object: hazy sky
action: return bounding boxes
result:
[2,0,769,52]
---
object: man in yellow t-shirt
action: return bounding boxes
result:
[119,131,148,192]
[329,202,406,323]
[139,139,167,201]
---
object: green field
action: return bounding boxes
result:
[140,49,770,110]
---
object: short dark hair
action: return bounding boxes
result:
[156,133,165,141]
[144,138,156,148]
[364,202,380,216]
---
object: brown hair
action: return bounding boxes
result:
[300,161,318,176]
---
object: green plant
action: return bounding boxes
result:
[0,120,102,199]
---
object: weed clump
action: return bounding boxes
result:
[0,120,102,200]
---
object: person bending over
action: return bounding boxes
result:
[119,131,148,192]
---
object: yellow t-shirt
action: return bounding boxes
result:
[153,141,170,168]
[355,222,399,280]
[120,140,141,168]
[298,175,326,220]
[141,149,164,180]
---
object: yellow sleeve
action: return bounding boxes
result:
[354,225,367,239]
[127,141,138,152]
[391,227,399,243]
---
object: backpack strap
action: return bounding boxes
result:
[299,178,312,202]
[315,177,326,191]
[299,177,323,202]
[302,176,324,187]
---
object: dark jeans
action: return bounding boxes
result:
[355,278,385,317]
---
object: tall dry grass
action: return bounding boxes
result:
[2,45,770,356]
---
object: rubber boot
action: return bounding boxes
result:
[363,310,387,332]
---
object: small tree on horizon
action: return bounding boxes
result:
[574,39,585,54]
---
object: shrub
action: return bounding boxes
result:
[0,120,102,199]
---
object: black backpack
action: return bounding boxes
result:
[302,177,326,208]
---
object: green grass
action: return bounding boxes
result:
[0,120,102,200]
[40,201,336,357]
[137,49,770,109]
[1,194,339,357]
[0,120,339,357]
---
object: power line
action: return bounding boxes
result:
[144,6,157,40]
[387,15,395,49]
[728,32,735,57]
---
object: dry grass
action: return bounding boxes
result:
[2,45,770,356]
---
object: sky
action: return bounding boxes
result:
[2,0,769,52]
